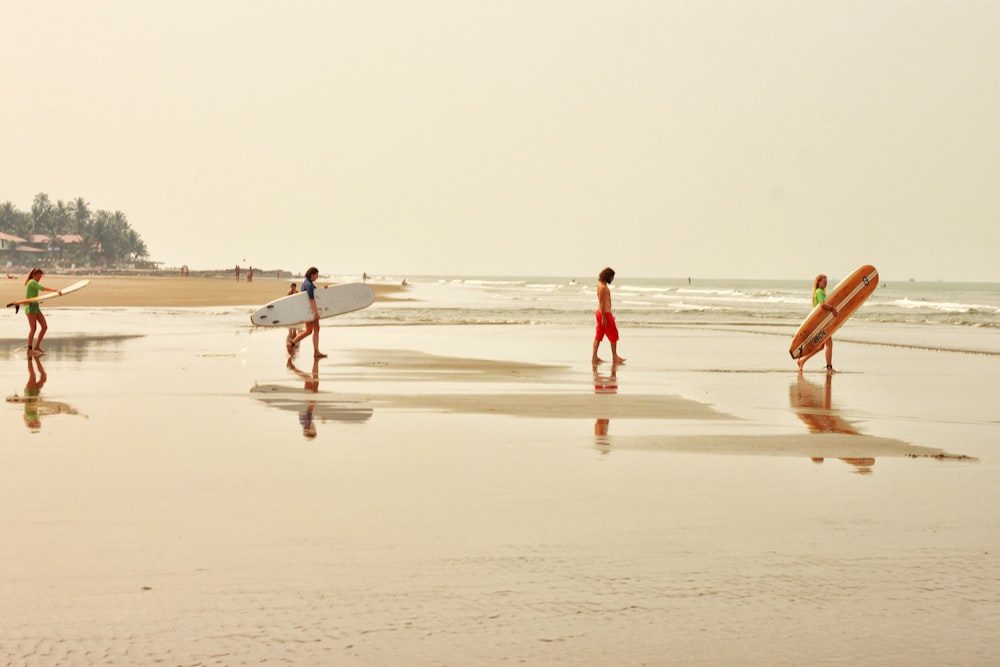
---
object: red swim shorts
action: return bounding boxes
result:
[595,311,620,342]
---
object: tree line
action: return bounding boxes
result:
[1,193,150,267]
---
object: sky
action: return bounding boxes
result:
[3,0,998,281]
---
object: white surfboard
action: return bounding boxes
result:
[250,283,375,327]
[6,279,90,310]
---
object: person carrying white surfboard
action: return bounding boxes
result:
[23,268,62,357]
[797,274,839,373]
[287,267,328,359]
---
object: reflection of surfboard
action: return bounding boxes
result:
[789,377,859,435]
[250,385,374,423]
[6,280,90,310]
[789,265,878,361]
[250,283,375,327]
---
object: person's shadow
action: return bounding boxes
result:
[789,374,875,473]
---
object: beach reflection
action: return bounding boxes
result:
[250,357,373,440]
[9,335,141,362]
[5,356,86,432]
[593,362,619,445]
[790,374,875,474]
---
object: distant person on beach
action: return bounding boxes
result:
[797,273,839,374]
[288,267,327,359]
[592,267,625,365]
[285,282,299,345]
[235,264,241,281]
[247,266,254,283]
[23,268,61,357]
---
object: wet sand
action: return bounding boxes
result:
[1,302,998,665]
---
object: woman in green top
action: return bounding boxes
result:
[23,268,61,356]
[798,273,840,373]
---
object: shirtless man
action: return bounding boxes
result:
[592,267,625,365]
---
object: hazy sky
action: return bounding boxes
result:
[3,1,998,280]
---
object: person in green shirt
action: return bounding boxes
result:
[797,273,840,373]
[23,268,61,356]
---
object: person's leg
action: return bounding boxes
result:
[26,313,38,353]
[312,321,327,358]
[34,313,48,351]
[824,339,834,371]
[290,322,313,349]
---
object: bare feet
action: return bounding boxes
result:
[315,352,328,359]
[592,357,605,365]
[612,356,626,364]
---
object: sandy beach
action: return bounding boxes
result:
[1,277,998,666]
[2,273,406,308]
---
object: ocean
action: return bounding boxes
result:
[336,274,1000,355]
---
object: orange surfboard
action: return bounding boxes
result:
[789,265,878,361]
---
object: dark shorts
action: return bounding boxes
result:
[595,311,619,342]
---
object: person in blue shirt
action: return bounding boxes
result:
[288,267,328,358]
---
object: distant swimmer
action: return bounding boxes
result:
[592,267,626,365]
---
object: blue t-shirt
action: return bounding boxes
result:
[301,277,316,300]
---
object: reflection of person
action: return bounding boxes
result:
[22,355,47,430]
[23,268,61,357]
[593,362,618,439]
[797,274,839,374]
[593,362,619,394]
[10,356,85,431]
[790,374,856,435]
[287,356,320,439]
[790,374,874,473]
[288,267,327,359]
[592,267,625,365]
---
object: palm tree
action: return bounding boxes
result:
[68,197,94,265]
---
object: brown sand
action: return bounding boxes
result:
[1,274,406,308]
[1,290,997,666]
